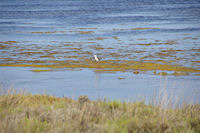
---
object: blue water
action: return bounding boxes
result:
[0,67,200,104]
[0,0,200,103]
[1,0,200,41]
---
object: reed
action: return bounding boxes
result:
[0,88,199,133]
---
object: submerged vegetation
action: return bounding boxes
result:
[31,69,53,72]
[0,59,199,75]
[0,27,200,76]
[0,89,199,133]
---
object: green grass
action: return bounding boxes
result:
[0,89,199,133]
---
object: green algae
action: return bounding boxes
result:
[112,36,119,40]
[31,69,53,72]
[0,39,199,76]
[0,60,199,75]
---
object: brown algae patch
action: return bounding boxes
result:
[172,71,189,76]
[138,38,147,40]
[118,77,125,80]
[89,45,105,50]
[88,37,108,41]
[136,42,176,46]
[40,55,55,59]
[131,27,159,30]
[133,71,139,74]
[113,27,159,31]
[17,31,67,34]
[78,31,94,34]
[0,41,17,44]
[0,44,8,49]
[0,41,18,49]
[95,37,107,40]
[77,27,97,30]
[31,31,57,34]
[157,72,168,76]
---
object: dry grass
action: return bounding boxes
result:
[0,88,199,133]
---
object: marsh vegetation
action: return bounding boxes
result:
[0,0,200,132]
[0,89,200,133]
[0,39,200,76]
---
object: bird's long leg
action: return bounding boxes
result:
[96,62,100,68]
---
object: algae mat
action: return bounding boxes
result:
[0,40,200,76]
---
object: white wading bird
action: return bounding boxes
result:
[94,55,101,61]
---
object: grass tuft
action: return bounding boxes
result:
[0,88,199,133]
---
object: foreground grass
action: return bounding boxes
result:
[0,91,199,133]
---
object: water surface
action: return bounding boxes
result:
[0,0,200,103]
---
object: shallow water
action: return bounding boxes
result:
[0,0,200,103]
[0,67,200,104]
